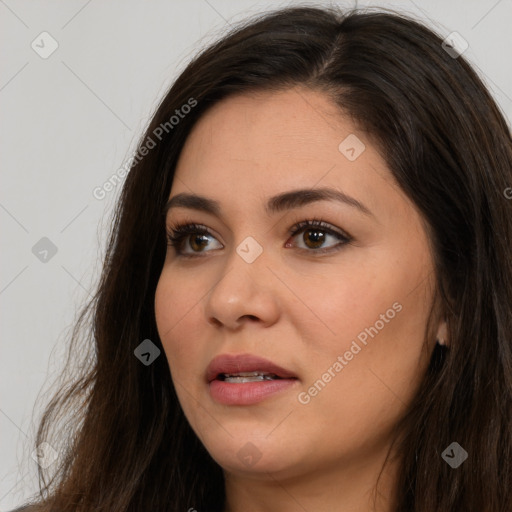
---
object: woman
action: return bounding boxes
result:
[14,5,512,512]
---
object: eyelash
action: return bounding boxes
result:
[166,218,352,259]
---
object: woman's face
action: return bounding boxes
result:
[155,87,439,479]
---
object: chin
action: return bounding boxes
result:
[202,433,303,477]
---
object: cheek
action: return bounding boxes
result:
[291,313,429,461]
[155,271,226,446]
[293,261,433,431]
[298,265,396,356]
[154,270,203,374]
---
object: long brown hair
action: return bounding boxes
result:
[23,6,512,511]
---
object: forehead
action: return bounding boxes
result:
[175,88,366,181]
[170,87,408,223]
[178,87,345,165]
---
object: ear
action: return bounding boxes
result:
[436,320,449,347]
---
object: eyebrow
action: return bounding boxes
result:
[163,187,374,218]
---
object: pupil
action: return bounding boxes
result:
[305,229,325,249]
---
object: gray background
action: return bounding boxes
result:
[1,0,511,509]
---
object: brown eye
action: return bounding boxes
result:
[167,223,222,256]
[302,228,326,249]
[288,219,351,254]
[189,234,210,252]
[167,219,351,259]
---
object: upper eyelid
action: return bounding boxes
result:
[289,219,351,239]
[166,221,222,242]
[166,219,347,237]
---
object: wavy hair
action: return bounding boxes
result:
[21,5,512,511]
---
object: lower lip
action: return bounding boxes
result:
[209,378,297,405]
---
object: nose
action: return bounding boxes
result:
[204,244,281,330]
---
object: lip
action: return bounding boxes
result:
[206,353,297,383]
[206,353,298,405]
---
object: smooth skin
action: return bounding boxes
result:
[155,86,448,512]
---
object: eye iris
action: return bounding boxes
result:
[304,229,325,249]
[190,234,209,252]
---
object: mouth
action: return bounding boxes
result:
[206,353,297,383]
[217,371,283,383]
[206,353,298,405]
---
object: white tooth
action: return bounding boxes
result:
[224,371,273,377]
[224,374,276,383]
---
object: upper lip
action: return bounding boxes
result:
[206,353,297,383]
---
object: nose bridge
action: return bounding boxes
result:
[204,236,280,328]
